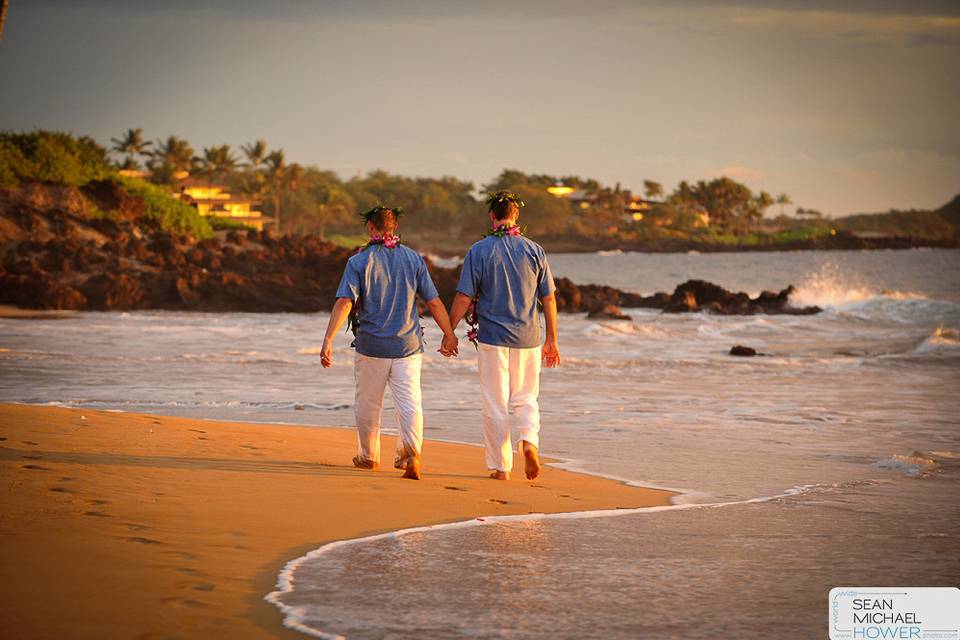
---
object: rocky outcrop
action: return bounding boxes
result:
[0,184,822,316]
[552,278,818,316]
[729,345,758,357]
[663,279,820,315]
[586,304,632,321]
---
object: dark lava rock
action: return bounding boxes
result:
[81,273,145,309]
[665,280,821,316]
[587,304,633,321]
[729,345,758,357]
[81,180,145,220]
[0,272,87,310]
[225,230,247,246]
[0,185,829,315]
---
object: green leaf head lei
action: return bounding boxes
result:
[484,191,525,211]
[359,204,405,224]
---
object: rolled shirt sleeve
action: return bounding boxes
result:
[456,247,480,298]
[537,254,556,298]
[417,258,440,302]
[335,259,361,301]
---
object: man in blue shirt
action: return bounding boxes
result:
[448,191,561,480]
[321,206,457,480]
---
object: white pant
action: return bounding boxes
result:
[353,352,423,468]
[476,343,542,472]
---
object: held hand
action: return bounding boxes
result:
[320,341,333,368]
[542,339,561,368]
[439,333,459,357]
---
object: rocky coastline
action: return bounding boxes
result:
[0,182,821,316]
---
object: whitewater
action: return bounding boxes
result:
[1,249,958,638]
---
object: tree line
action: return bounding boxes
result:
[110,127,818,247]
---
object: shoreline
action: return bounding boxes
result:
[266,482,814,639]
[0,403,673,639]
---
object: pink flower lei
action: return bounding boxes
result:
[487,223,523,238]
[465,299,479,348]
[357,233,401,253]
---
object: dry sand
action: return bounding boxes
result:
[0,403,672,639]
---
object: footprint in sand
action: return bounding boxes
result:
[87,499,109,506]
[444,486,467,492]
[188,428,205,434]
[489,499,509,505]
[197,436,209,441]
[58,476,76,482]
[161,596,207,608]
[126,536,163,545]
[239,444,259,450]
[192,583,215,592]
[23,464,50,471]
[83,511,111,517]
[176,567,202,576]
[21,454,42,460]
[21,441,39,446]
[126,523,148,531]
[164,550,197,561]
[49,486,74,493]
[0,436,6,441]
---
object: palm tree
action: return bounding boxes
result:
[775,193,792,216]
[241,139,268,171]
[285,162,304,191]
[753,191,774,233]
[148,135,194,184]
[197,144,239,182]
[264,149,286,230]
[643,180,663,202]
[110,128,152,170]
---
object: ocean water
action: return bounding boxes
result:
[2,249,959,638]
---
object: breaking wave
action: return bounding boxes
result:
[789,263,928,309]
[914,326,960,354]
[872,450,960,477]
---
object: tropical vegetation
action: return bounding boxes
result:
[2,129,956,249]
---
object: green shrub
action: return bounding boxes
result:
[0,130,114,186]
[208,216,254,231]
[769,227,832,243]
[118,176,214,239]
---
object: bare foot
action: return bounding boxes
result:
[489,470,510,480]
[522,442,541,480]
[401,459,421,480]
[352,456,378,470]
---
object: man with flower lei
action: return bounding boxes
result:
[320,205,458,480]
[448,191,560,480]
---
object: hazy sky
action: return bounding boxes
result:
[1,0,958,215]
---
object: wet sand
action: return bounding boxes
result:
[0,403,673,639]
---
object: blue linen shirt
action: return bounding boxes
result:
[335,244,439,359]
[456,234,556,348]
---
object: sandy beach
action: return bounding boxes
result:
[0,403,673,639]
